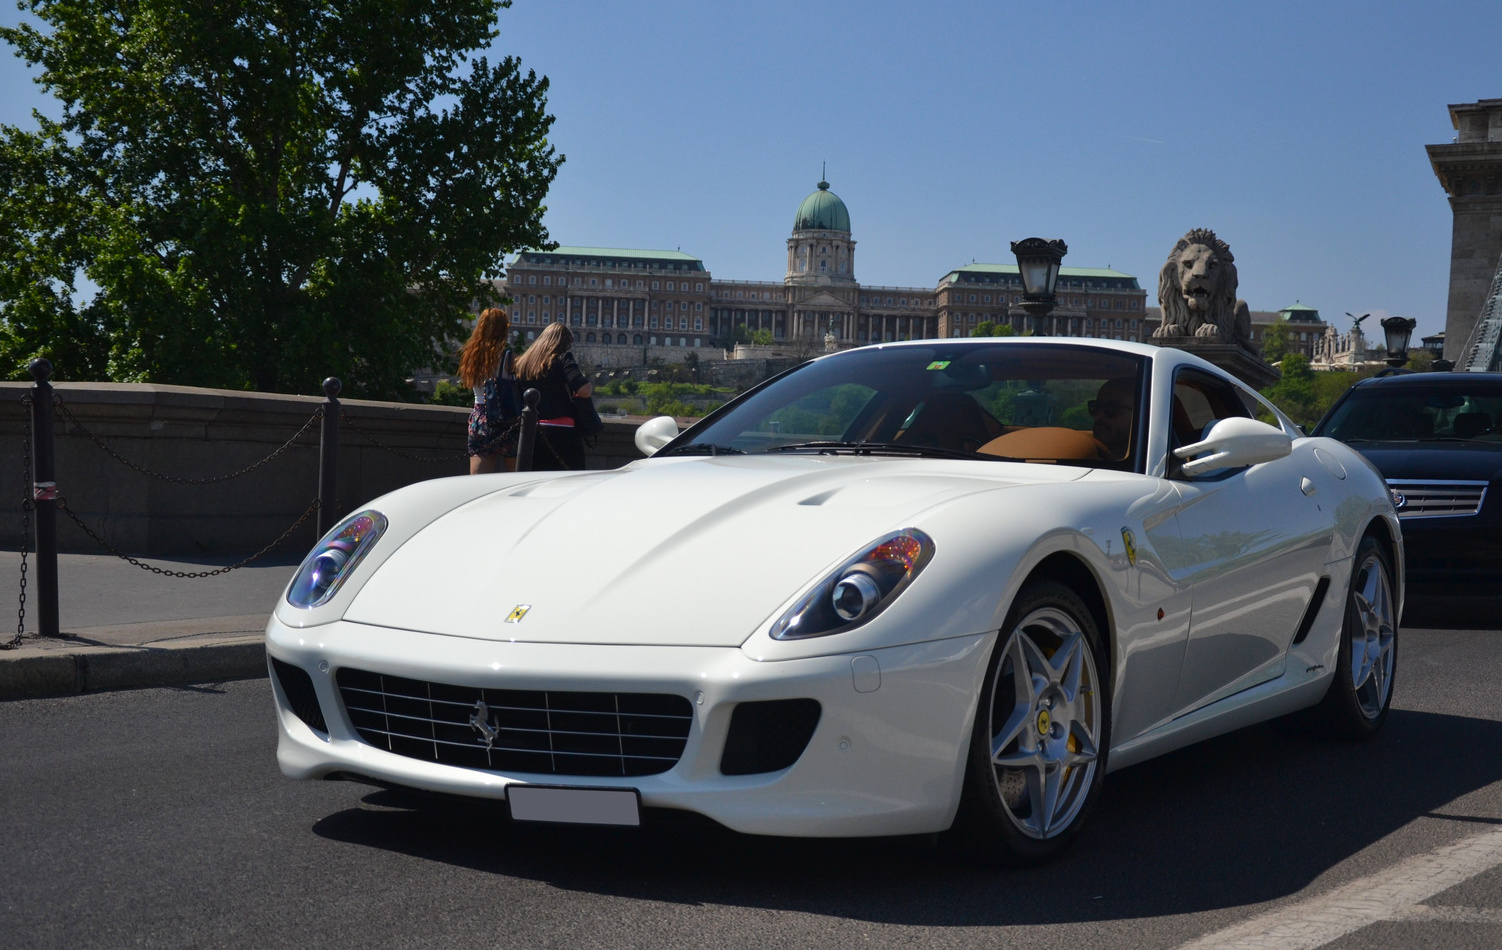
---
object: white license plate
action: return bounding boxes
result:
[506,784,641,827]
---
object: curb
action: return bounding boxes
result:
[0,636,267,701]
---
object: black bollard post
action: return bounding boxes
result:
[515,388,540,473]
[28,359,58,639]
[317,378,340,537]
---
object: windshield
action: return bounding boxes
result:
[662,342,1148,471]
[1315,384,1502,444]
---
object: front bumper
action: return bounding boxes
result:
[266,616,991,837]
[1401,519,1502,596]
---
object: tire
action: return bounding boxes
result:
[952,580,1111,865]
[1313,535,1398,740]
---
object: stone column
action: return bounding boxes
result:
[1428,99,1502,361]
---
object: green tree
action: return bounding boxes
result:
[970,321,1015,338]
[1260,321,1292,364]
[0,0,560,396]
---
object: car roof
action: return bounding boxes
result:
[1351,371,1502,389]
[817,337,1246,385]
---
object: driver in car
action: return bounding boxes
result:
[1089,378,1136,460]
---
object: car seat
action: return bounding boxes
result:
[1453,411,1491,439]
[897,392,993,453]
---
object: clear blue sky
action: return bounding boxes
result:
[5,0,1499,343]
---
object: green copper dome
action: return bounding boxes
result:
[793,180,851,232]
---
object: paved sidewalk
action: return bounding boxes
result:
[0,551,297,700]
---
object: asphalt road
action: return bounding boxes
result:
[3,625,1501,950]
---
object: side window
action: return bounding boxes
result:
[1170,371,1252,477]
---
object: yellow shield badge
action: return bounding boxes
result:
[1120,528,1137,567]
[504,604,531,624]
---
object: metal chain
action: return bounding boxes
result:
[56,495,320,578]
[339,408,496,463]
[53,398,323,484]
[7,395,33,650]
[535,425,572,468]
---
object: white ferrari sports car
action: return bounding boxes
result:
[266,338,1400,863]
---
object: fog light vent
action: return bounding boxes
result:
[719,699,821,776]
[271,657,328,734]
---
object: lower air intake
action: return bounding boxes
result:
[719,699,822,776]
[336,669,693,777]
[270,657,328,734]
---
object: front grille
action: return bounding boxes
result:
[1387,479,1488,519]
[336,668,693,777]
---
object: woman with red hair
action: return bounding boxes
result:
[457,308,518,474]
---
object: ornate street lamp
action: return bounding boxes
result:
[1380,315,1417,368]
[1011,237,1068,335]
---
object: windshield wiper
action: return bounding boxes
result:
[656,442,745,457]
[764,440,1011,461]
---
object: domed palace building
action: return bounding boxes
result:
[497,179,1153,368]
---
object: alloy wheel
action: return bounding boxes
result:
[1349,551,1396,720]
[987,606,1102,839]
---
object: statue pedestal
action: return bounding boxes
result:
[1153,338,1281,390]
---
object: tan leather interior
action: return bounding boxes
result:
[978,427,1109,461]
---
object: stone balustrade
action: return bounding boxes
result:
[1,382,651,556]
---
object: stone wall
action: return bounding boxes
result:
[1,382,649,557]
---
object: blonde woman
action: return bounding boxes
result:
[457,308,518,474]
[513,322,592,470]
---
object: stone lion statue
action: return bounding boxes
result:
[1152,228,1251,344]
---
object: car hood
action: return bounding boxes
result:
[1344,442,1502,482]
[344,455,1087,646]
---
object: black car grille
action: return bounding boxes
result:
[1387,479,1488,519]
[336,668,693,777]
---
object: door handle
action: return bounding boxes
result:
[1300,476,1316,497]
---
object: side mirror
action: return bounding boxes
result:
[634,415,679,456]
[1173,416,1292,476]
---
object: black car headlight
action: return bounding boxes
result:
[771,529,934,639]
[286,509,387,609]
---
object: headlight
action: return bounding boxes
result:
[771,529,934,639]
[286,509,387,608]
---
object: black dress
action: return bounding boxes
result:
[520,352,589,471]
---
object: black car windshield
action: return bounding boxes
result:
[662,343,1148,471]
[1315,383,1502,444]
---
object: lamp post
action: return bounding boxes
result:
[1011,238,1067,335]
[1380,315,1417,369]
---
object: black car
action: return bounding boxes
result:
[1311,372,1502,613]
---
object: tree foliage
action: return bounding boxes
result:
[0,0,560,396]
[1260,321,1292,364]
[971,321,1016,338]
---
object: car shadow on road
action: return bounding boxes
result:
[311,708,1502,927]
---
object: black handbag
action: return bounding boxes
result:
[573,393,604,441]
[482,350,523,426]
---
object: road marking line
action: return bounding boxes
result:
[1175,825,1502,950]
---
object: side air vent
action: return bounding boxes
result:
[719,699,822,776]
[1291,577,1331,646]
[270,656,329,734]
